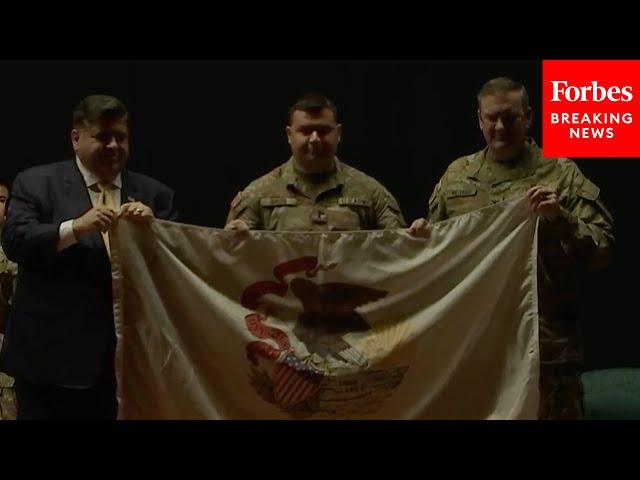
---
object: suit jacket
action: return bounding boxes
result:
[0,159,177,387]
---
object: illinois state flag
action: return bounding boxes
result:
[111,196,539,419]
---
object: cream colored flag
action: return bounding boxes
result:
[111,196,539,419]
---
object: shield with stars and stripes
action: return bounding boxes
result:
[273,355,324,406]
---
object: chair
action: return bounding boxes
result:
[581,368,640,419]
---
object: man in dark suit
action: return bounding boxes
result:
[0,95,177,419]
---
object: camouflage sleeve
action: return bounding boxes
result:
[0,369,17,420]
[545,161,614,269]
[0,276,8,332]
[0,254,15,308]
[0,252,16,334]
[225,188,262,229]
[372,185,406,229]
[426,178,447,222]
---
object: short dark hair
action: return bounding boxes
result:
[477,77,530,111]
[288,93,338,124]
[0,178,9,192]
[72,95,128,129]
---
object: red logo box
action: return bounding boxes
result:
[542,60,640,158]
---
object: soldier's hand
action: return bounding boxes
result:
[408,218,431,238]
[225,219,250,235]
[119,201,154,225]
[224,219,250,249]
[72,206,117,236]
[527,186,561,222]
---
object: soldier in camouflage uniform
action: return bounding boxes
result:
[0,178,17,420]
[409,77,614,419]
[226,93,405,232]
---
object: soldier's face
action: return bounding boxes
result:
[0,185,8,223]
[478,91,531,163]
[71,115,129,181]
[286,108,341,173]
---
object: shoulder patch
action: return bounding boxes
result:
[578,178,600,201]
[428,181,441,207]
[230,191,243,209]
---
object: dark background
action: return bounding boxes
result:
[1,60,636,371]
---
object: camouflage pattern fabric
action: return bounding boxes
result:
[427,139,614,419]
[227,158,406,231]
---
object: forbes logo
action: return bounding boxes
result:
[550,80,633,102]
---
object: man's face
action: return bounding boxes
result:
[478,90,532,163]
[0,185,8,224]
[71,114,129,181]
[286,108,341,173]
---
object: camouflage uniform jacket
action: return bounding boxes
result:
[227,158,406,231]
[0,245,17,420]
[427,139,614,368]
